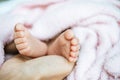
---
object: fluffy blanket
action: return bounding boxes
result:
[0,0,120,80]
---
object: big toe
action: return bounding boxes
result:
[14,24,27,38]
[64,29,74,40]
[15,23,25,32]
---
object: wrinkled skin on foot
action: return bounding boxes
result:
[0,55,74,80]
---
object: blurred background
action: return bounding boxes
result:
[0,0,26,14]
[0,0,8,2]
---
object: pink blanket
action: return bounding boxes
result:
[0,0,120,80]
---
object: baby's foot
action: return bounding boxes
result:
[48,29,80,62]
[14,23,47,57]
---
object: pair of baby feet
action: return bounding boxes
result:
[14,24,80,62]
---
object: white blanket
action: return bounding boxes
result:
[0,0,120,80]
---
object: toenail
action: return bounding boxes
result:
[76,52,79,57]
[71,52,76,57]
[71,46,77,51]
[15,23,25,31]
[64,30,74,40]
[71,39,78,45]
[77,45,80,50]
[16,24,21,30]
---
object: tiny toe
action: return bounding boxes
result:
[75,51,79,58]
[71,38,79,46]
[14,38,26,44]
[71,46,78,52]
[73,57,77,62]
[77,45,80,51]
[14,31,25,38]
[69,57,75,62]
[70,52,76,57]
[64,29,74,40]
[15,23,25,31]
[70,52,78,57]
